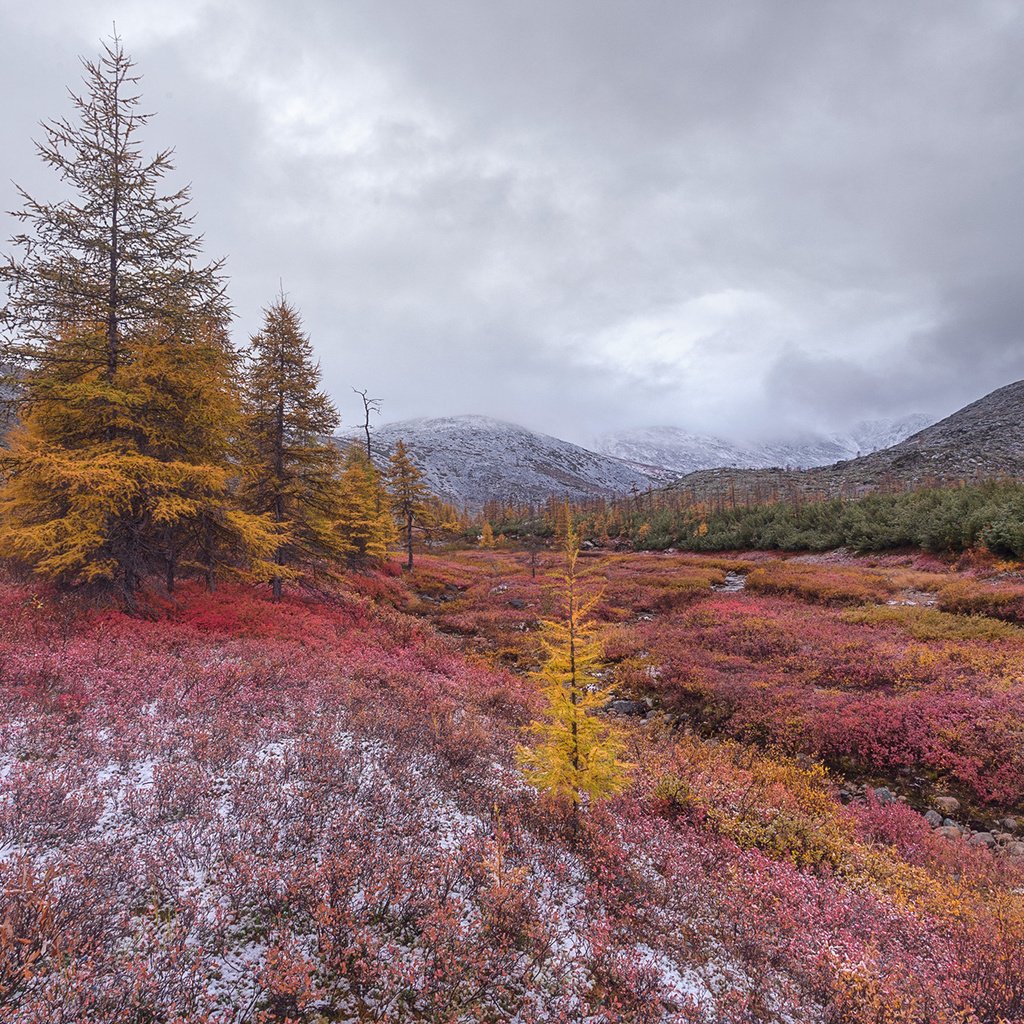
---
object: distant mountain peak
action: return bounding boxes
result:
[339,415,669,507]
[596,414,933,476]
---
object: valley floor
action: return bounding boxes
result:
[2,548,1023,1022]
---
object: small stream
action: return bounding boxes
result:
[712,571,747,593]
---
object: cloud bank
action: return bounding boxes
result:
[2,1,1022,443]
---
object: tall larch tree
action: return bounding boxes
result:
[239,296,344,600]
[517,518,631,813]
[387,439,432,570]
[0,36,250,606]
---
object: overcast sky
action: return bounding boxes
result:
[2,1,1023,445]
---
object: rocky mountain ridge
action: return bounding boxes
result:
[669,380,1024,504]
[338,415,669,507]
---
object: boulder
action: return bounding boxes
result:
[937,825,963,841]
[933,796,960,816]
[1000,816,1019,832]
[969,832,996,848]
[507,598,527,610]
[1005,841,1024,859]
[873,787,896,805]
[923,810,943,828]
[607,699,648,716]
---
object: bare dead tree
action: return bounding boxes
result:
[352,387,381,460]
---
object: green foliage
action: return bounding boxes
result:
[625,482,1024,556]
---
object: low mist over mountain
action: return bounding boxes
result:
[596,414,932,475]
[341,415,669,507]
[671,381,1024,503]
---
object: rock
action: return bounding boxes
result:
[873,787,896,805]
[838,789,855,805]
[933,796,960,816]
[1005,841,1024,858]
[937,825,963,841]
[994,832,1014,844]
[923,810,943,828]
[1000,816,1019,832]
[943,818,957,827]
[507,598,527,610]
[581,540,596,550]
[607,699,648,716]
[969,832,996,848]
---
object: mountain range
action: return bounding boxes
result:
[594,414,932,475]
[341,415,668,507]
[344,407,949,507]
[670,379,1024,504]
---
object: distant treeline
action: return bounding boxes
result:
[642,481,1024,556]
[476,481,1024,557]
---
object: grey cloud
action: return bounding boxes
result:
[2,2,1023,445]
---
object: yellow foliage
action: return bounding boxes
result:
[516,521,631,807]
[654,739,852,870]
[336,447,396,566]
[0,319,279,597]
[842,603,1024,641]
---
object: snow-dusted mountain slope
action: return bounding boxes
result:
[596,414,932,475]
[670,381,1024,503]
[338,415,670,507]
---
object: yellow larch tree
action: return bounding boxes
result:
[0,38,254,606]
[335,445,396,567]
[0,317,277,603]
[387,439,433,570]
[238,296,345,599]
[516,519,631,810]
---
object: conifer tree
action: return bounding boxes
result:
[0,38,248,604]
[517,519,631,810]
[1,35,227,388]
[336,445,396,567]
[480,521,496,549]
[387,439,432,570]
[239,296,344,600]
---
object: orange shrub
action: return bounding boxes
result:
[938,579,1024,622]
[746,561,896,605]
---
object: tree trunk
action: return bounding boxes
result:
[406,510,414,571]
